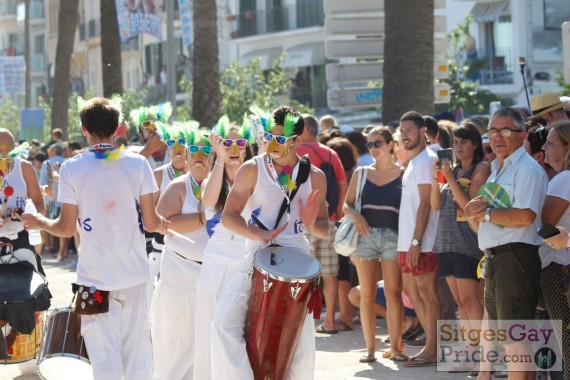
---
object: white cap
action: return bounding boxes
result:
[340,125,354,134]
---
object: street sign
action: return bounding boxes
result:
[325,38,384,59]
[435,38,448,57]
[326,62,383,83]
[434,60,449,79]
[562,21,570,83]
[434,83,451,104]
[325,15,384,36]
[324,0,384,15]
[327,87,382,109]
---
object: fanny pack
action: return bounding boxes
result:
[72,283,110,315]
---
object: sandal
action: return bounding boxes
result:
[359,354,376,363]
[335,320,354,332]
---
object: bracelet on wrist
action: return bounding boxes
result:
[214,161,224,168]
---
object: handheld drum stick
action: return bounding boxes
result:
[167,228,195,244]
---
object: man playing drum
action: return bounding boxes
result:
[213,105,329,379]
[23,96,169,380]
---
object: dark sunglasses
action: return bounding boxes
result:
[484,147,493,154]
[264,132,293,145]
[365,140,385,149]
[223,139,247,149]
[165,138,187,148]
[188,145,213,155]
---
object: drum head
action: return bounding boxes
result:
[0,263,45,302]
[254,247,321,282]
[38,356,93,380]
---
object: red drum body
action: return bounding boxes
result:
[246,247,321,380]
[37,308,92,380]
[0,312,43,364]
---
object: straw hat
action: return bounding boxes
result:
[530,92,565,117]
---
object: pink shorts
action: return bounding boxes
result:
[398,251,438,276]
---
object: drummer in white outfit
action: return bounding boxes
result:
[23,97,169,380]
[193,119,254,380]
[151,127,210,380]
[213,106,329,380]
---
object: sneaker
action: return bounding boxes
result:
[65,260,77,268]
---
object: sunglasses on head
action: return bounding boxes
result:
[141,119,157,130]
[222,139,247,149]
[264,132,293,145]
[188,145,213,155]
[165,138,187,148]
[365,140,385,149]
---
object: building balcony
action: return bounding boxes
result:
[121,37,139,52]
[79,19,101,42]
[0,0,17,20]
[16,0,44,25]
[470,46,514,86]
[231,0,324,39]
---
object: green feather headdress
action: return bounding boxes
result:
[130,102,172,127]
[154,121,177,141]
[283,113,300,138]
[240,113,255,145]
[3,142,30,159]
[78,94,124,124]
[174,121,210,146]
[249,105,274,133]
[213,115,230,138]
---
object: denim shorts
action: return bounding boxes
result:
[352,227,398,260]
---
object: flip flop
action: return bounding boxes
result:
[359,354,377,363]
[403,356,437,367]
[315,324,338,334]
[403,327,423,341]
[335,320,354,332]
[389,353,410,363]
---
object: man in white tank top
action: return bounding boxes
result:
[23,97,169,380]
[211,106,330,379]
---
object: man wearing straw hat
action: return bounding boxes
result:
[528,92,570,126]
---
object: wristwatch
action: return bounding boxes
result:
[411,239,422,247]
[484,208,492,222]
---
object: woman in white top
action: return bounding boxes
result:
[539,121,570,376]
[193,118,254,380]
[151,127,211,380]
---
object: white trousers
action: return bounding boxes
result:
[211,250,315,380]
[192,256,241,380]
[80,283,152,380]
[150,248,201,380]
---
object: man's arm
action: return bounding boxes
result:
[302,168,329,238]
[22,160,46,216]
[406,183,432,268]
[140,192,169,234]
[22,203,78,238]
[139,132,166,158]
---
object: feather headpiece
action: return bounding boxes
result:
[283,113,300,138]
[240,113,255,145]
[130,102,172,127]
[6,142,29,159]
[212,115,231,138]
[249,105,274,132]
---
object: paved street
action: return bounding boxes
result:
[1,254,468,380]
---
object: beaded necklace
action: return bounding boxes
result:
[167,164,185,180]
[90,143,123,161]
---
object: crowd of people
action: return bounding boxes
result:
[0,90,569,380]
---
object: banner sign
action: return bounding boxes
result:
[116,0,162,42]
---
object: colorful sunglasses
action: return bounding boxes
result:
[263,132,293,145]
[223,139,247,149]
[188,145,213,155]
[165,138,187,148]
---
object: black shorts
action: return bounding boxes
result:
[438,252,481,281]
[337,254,353,282]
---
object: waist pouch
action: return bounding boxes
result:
[72,283,110,315]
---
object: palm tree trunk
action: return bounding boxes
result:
[51,0,79,140]
[383,0,435,122]
[100,0,123,97]
[192,0,221,126]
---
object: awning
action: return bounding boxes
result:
[470,1,509,23]
[282,43,326,69]
[240,48,283,71]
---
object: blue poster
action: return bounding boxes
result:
[116,0,162,42]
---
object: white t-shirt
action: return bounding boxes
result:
[539,170,570,268]
[58,150,158,290]
[397,148,440,252]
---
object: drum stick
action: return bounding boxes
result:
[167,228,195,244]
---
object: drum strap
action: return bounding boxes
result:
[252,156,311,231]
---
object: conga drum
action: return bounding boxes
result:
[245,246,321,380]
[37,308,92,380]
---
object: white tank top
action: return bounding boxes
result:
[0,158,28,237]
[164,174,209,261]
[244,154,312,251]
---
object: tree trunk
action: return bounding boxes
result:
[51,0,79,140]
[192,0,221,126]
[100,0,123,97]
[382,0,434,123]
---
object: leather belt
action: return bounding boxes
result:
[484,242,537,258]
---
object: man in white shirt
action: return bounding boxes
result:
[23,97,169,380]
[465,106,548,378]
[397,111,441,367]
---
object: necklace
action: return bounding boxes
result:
[90,144,123,161]
[167,164,185,180]
[187,174,202,200]
[266,155,297,199]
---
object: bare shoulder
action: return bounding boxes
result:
[474,161,491,175]
[309,164,326,185]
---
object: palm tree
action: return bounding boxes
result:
[100,0,123,97]
[192,0,221,126]
[51,0,79,140]
[382,0,434,122]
